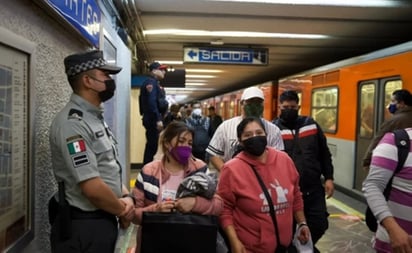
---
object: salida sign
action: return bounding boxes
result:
[184,47,268,65]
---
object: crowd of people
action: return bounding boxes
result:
[47,49,412,253]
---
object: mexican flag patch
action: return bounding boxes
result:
[67,139,86,155]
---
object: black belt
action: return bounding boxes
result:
[70,206,116,221]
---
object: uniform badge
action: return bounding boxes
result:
[146,84,153,92]
[72,154,90,167]
[67,139,86,155]
[66,136,89,167]
[95,130,104,138]
[68,109,83,120]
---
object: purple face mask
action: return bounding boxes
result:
[170,146,192,164]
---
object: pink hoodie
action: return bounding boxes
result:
[218,147,304,253]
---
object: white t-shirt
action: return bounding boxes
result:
[206,116,284,162]
[159,170,184,202]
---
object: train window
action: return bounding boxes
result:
[297,92,302,115]
[229,100,235,118]
[220,101,225,118]
[383,80,402,121]
[359,83,375,138]
[311,87,338,133]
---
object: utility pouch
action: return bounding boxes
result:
[57,181,72,240]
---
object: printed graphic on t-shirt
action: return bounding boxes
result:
[160,171,184,202]
[162,189,177,201]
[259,179,290,214]
[271,179,288,203]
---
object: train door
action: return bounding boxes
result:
[354,77,402,190]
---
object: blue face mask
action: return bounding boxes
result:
[388,103,397,114]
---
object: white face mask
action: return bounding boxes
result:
[152,69,165,79]
[192,108,202,116]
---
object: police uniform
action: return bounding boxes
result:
[50,94,123,209]
[49,50,123,253]
[140,62,168,165]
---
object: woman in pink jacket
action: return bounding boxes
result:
[218,117,310,253]
[129,121,223,252]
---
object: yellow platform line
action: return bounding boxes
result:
[327,197,365,219]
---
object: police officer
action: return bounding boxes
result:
[139,62,169,165]
[49,50,134,253]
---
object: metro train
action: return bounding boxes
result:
[201,40,412,197]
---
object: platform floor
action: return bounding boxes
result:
[116,171,375,253]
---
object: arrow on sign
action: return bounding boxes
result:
[188,50,197,59]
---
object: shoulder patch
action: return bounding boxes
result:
[66,135,83,142]
[145,84,153,92]
[68,109,83,120]
[72,153,90,167]
[67,138,86,155]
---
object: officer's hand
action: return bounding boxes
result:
[324,179,335,199]
[156,121,163,131]
[119,197,134,217]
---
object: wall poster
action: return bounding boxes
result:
[0,42,31,252]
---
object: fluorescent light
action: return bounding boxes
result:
[185,83,207,86]
[167,94,188,103]
[186,69,223,73]
[186,74,216,78]
[154,60,183,65]
[210,0,401,7]
[165,87,215,92]
[144,29,328,39]
[185,79,209,83]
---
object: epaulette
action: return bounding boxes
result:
[68,109,83,120]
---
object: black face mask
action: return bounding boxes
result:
[280,109,298,123]
[99,79,116,102]
[241,136,267,156]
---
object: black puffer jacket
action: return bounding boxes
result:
[273,116,334,193]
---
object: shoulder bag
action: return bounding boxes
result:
[249,165,289,253]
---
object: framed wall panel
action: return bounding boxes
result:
[0,27,35,253]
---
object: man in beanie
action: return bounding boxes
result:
[48,50,134,253]
[139,61,169,165]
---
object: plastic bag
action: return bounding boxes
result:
[293,227,313,253]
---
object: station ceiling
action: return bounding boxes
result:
[114,0,412,104]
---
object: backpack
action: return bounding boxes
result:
[186,117,210,155]
[364,128,410,232]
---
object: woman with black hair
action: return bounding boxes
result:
[218,117,310,253]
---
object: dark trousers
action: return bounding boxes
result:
[49,205,118,253]
[143,120,159,165]
[303,187,329,252]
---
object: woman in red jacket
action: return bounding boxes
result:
[218,117,310,253]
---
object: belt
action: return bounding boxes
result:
[70,206,116,221]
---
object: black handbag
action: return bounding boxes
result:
[141,211,218,253]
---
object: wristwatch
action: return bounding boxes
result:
[298,221,308,228]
